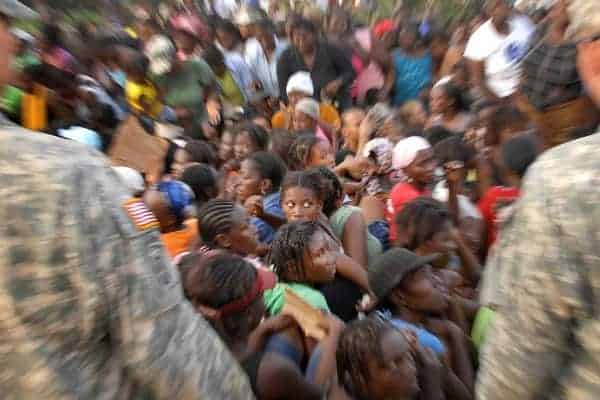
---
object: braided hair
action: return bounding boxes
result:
[395,197,450,250]
[183,253,259,343]
[288,133,319,171]
[197,199,237,248]
[281,170,326,207]
[306,167,343,217]
[336,317,394,399]
[268,221,320,283]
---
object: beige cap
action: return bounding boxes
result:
[0,0,39,19]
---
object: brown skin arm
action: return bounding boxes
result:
[341,211,369,268]
[444,369,474,400]
[450,227,482,285]
[447,322,476,394]
[335,253,370,293]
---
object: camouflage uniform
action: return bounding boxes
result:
[476,132,600,399]
[0,116,255,399]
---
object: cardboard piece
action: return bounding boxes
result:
[108,116,169,179]
[281,288,328,341]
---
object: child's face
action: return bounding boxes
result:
[219,131,235,162]
[341,110,365,150]
[302,230,337,284]
[363,330,419,400]
[172,148,191,179]
[307,140,335,169]
[282,186,322,223]
[234,131,257,161]
[396,265,449,314]
[404,148,437,186]
[237,159,265,202]
[292,110,316,132]
[225,206,259,256]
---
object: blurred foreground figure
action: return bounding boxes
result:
[0,2,254,399]
[476,1,600,398]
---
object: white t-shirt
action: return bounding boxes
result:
[464,16,534,98]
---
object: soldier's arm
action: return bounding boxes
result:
[475,160,588,400]
[98,166,255,399]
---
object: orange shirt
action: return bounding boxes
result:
[271,103,342,131]
[161,219,198,259]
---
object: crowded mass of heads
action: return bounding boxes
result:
[3,0,599,398]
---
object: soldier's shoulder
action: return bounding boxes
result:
[0,126,108,171]
[523,132,600,195]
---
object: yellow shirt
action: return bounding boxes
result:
[125,79,162,118]
[272,103,341,130]
[217,71,245,107]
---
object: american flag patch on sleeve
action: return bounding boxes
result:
[123,198,160,231]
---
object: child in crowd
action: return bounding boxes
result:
[340,108,366,153]
[337,317,448,400]
[125,53,163,118]
[388,136,438,241]
[279,172,370,321]
[182,253,343,400]
[203,45,246,108]
[233,122,270,163]
[172,139,217,178]
[238,151,287,244]
[196,199,263,260]
[288,134,335,171]
[144,180,196,260]
[478,133,540,249]
[368,248,475,397]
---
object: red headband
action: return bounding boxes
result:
[197,273,266,320]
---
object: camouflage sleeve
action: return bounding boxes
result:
[476,152,598,400]
[97,166,255,399]
[0,130,254,399]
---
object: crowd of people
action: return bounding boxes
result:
[1,0,600,398]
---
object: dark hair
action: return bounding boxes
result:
[184,139,218,166]
[203,44,225,68]
[181,163,217,204]
[395,197,450,250]
[306,167,343,217]
[269,129,295,166]
[336,148,355,166]
[328,7,351,31]
[288,133,319,171]
[501,134,539,178]
[424,126,453,146]
[255,18,275,32]
[128,53,150,77]
[216,18,242,40]
[337,318,394,399]
[236,122,269,151]
[434,135,474,165]
[43,24,62,47]
[183,253,258,342]
[292,18,317,35]
[246,151,287,192]
[197,199,238,248]
[487,105,529,146]
[268,221,320,282]
[281,170,325,204]
[439,82,469,112]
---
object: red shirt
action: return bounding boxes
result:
[478,186,520,248]
[386,182,429,242]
